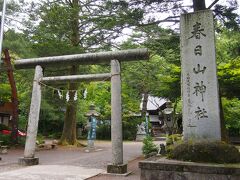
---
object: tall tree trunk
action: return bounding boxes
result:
[141,93,149,117]
[60,0,80,145]
[60,66,79,145]
[219,92,228,142]
[193,0,206,11]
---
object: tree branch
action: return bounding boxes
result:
[138,19,180,27]
[208,0,219,9]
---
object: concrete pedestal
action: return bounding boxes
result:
[87,140,95,149]
[107,163,127,174]
[18,157,39,166]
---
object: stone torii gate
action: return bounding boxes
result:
[15,48,149,174]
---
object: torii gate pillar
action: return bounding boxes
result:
[107,60,127,174]
[19,65,43,165]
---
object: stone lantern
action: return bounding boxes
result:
[163,101,174,135]
[85,104,100,151]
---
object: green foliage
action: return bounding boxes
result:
[166,134,183,154]
[96,123,111,140]
[222,98,240,136]
[0,133,25,146]
[15,70,34,130]
[0,84,11,102]
[218,58,240,98]
[214,2,240,31]
[96,117,143,140]
[0,124,10,131]
[36,134,45,145]
[17,136,26,147]
[0,134,11,146]
[36,88,66,136]
[168,141,240,163]
[1,30,37,131]
[142,136,158,157]
[153,64,181,101]
[216,29,240,63]
[120,28,181,108]
[86,82,111,119]
[3,30,36,58]
[123,117,143,141]
[166,134,183,146]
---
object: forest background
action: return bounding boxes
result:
[0,0,239,144]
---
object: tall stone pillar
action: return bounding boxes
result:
[181,10,221,141]
[19,65,43,165]
[107,60,127,174]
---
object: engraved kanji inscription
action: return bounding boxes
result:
[195,106,208,119]
[193,64,206,74]
[193,81,206,102]
[194,45,202,55]
[189,22,206,39]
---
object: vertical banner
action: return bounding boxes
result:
[181,10,221,141]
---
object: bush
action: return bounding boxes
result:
[47,132,62,139]
[166,134,182,146]
[142,136,158,157]
[97,123,111,140]
[123,117,143,140]
[0,132,25,146]
[0,134,11,145]
[168,141,240,163]
[36,134,45,144]
[0,124,10,131]
[222,98,240,136]
[166,134,183,154]
[95,117,143,140]
[17,136,26,147]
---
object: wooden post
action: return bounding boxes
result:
[107,60,127,174]
[19,65,43,166]
[3,49,19,144]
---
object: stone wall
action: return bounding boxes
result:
[139,157,240,180]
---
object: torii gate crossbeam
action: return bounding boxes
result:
[13,48,148,69]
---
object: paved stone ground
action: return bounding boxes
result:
[0,165,104,180]
[0,141,148,180]
[88,156,144,180]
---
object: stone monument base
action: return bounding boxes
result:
[18,157,39,166]
[107,163,127,174]
[136,134,146,141]
[139,156,240,180]
[87,139,94,148]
